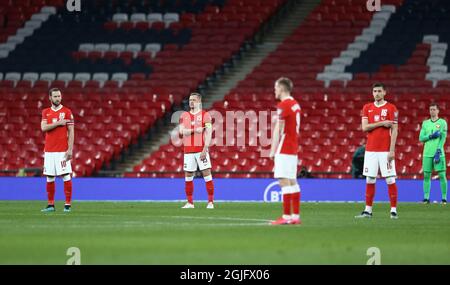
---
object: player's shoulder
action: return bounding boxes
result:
[386,102,397,109]
[363,102,374,109]
[180,110,191,117]
[62,106,73,113]
[289,97,300,106]
[42,107,51,113]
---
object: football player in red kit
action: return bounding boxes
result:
[269,77,301,225]
[179,93,215,209]
[41,88,75,213]
[355,83,399,219]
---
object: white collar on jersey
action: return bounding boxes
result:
[51,104,63,112]
[373,101,387,108]
[280,95,294,102]
[189,109,202,115]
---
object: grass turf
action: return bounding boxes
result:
[0,201,449,265]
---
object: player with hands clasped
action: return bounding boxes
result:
[179,93,215,209]
[419,103,447,205]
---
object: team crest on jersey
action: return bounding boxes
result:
[381,109,387,116]
[59,113,66,120]
[436,124,441,129]
[197,116,202,122]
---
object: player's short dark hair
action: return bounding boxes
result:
[372,82,386,90]
[48,88,61,96]
[430,102,439,109]
[189,92,202,100]
[276,77,293,92]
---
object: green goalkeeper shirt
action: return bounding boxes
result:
[419,118,447,157]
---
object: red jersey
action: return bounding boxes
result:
[276,97,301,155]
[180,110,211,153]
[362,101,398,152]
[41,105,74,152]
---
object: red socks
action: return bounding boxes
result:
[64,180,73,205]
[365,183,375,207]
[46,181,55,206]
[185,181,194,204]
[388,183,398,208]
[292,192,300,215]
[185,177,215,203]
[283,193,293,216]
[206,180,214,202]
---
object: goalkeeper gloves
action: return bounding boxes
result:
[429,130,441,140]
[434,149,442,164]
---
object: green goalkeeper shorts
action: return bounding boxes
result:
[423,156,447,172]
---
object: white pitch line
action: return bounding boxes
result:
[163,215,271,223]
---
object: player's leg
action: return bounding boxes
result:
[356,152,378,218]
[380,153,398,219]
[182,153,197,208]
[438,171,447,204]
[62,174,73,212]
[201,168,214,208]
[289,178,301,225]
[42,152,56,212]
[54,152,73,212]
[42,176,56,212]
[385,176,398,219]
[183,172,195,208]
[422,156,433,203]
[272,154,296,225]
[196,152,214,208]
[434,155,447,204]
[423,172,432,204]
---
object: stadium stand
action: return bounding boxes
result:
[132,0,450,179]
[0,0,287,176]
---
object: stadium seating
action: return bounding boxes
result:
[0,0,287,176]
[132,0,450,179]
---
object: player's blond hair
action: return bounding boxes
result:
[276,77,293,92]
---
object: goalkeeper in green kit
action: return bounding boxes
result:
[419,103,447,204]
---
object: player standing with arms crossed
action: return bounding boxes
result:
[419,103,447,204]
[356,83,399,219]
[179,93,215,209]
[41,88,75,212]
[269,77,301,225]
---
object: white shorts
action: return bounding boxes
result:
[43,152,72,176]
[274,153,298,179]
[184,152,212,172]
[363,151,396,178]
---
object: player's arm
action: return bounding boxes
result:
[388,122,398,162]
[41,119,68,132]
[65,124,74,160]
[437,120,447,150]
[419,121,430,142]
[200,121,212,160]
[179,123,194,137]
[178,114,194,137]
[269,119,284,158]
[361,117,393,132]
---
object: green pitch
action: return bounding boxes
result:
[0,201,449,264]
